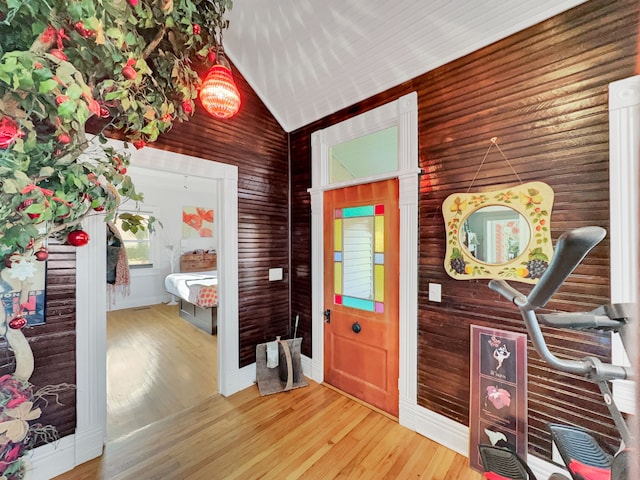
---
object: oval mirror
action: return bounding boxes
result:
[461,206,531,265]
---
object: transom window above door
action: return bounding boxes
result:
[329,126,398,184]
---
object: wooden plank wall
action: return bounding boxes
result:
[290,135,313,356]
[290,0,638,461]
[152,62,290,367]
[0,242,77,442]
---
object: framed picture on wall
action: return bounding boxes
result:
[182,206,214,238]
[0,242,47,327]
[469,325,527,472]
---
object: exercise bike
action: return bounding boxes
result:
[478,226,635,480]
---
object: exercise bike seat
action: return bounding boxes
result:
[548,424,612,480]
[478,444,539,479]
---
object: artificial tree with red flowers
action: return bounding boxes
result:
[0,1,233,477]
[0,0,233,257]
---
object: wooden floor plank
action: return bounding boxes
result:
[54,304,484,480]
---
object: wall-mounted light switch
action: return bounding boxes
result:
[269,268,283,281]
[428,283,442,302]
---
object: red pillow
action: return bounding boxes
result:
[568,459,611,480]
[484,472,512,480]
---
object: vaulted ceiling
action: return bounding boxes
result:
[223,0,589,132]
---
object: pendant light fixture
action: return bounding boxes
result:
[199,44,241,119]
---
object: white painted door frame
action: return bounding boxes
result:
[308,92,420,428]
[30,141,242,479]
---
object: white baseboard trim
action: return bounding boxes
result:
[415,404,469,456]
[399,397,417,431]
[528,453,570,479]
[412,403,569,479]
[222,362,257,396]
[27,424,105,479]
[310,356,323,384]
[108,295,166,311]
[74,425,105,464]
[28,435,76,480]
[301,354,312,377]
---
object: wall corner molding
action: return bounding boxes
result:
[608,74,639,414]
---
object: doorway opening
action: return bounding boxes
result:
[72,142,239,464]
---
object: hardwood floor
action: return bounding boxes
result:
[106,304,217,441]
[54,304,483,479]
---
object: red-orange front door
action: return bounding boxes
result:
[323,179,399,417]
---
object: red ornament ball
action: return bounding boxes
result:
[8,317,27,330]
[67,230,90,247]
[35,248,49,261]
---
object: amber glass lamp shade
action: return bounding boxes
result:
[199,55,241,119]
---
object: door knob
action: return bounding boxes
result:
[352,322,361,334]
[324,309,331,323]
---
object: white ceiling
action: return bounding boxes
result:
[223,0,589,133]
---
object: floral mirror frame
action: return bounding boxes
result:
[442,181,554,284]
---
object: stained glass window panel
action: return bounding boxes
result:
[333,204,386,313]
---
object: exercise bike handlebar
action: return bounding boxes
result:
[525,226,607,309]
[488,226,606,310]
[488,226,630,380]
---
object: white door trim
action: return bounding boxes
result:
[309,92,420,429]
[30,141,241,479]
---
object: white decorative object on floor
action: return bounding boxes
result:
[164,243,179,305]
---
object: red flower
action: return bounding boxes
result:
[133,139,146,150]
[74,21,95,38]
[39,25,57,44]
[192,24,201,35]
[128,0,139,6]
[182,100,193,114]
[50,49,68,61]
[0,117,23,149]
[57,133,72,144]
[86,98,101,117]
[0,375,31,408]
[56,28,70,49]
[5,445,21,462]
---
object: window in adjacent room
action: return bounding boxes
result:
[114,212,154,268]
